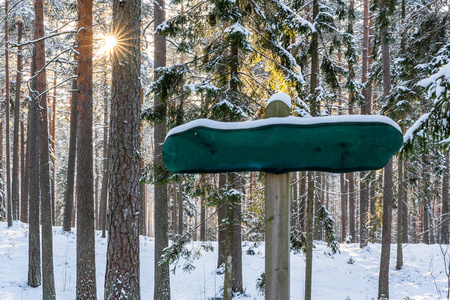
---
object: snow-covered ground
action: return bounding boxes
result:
[0,221,447,299]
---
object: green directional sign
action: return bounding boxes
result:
[162,115,403,174]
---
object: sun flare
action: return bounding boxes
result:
[100,35,117,54]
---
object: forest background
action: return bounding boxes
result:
[0,0,449,298]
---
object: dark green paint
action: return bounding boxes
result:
[163,121,402,174]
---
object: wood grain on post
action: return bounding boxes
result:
[265,99,290,300]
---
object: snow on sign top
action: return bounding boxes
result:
[163,115,403,174]
[166,115,401,138]
[268,92,291,108]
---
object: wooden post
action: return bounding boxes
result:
[265,97,290,300]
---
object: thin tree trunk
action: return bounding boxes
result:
[62,68,78,232]
[104,0,142,297]
[341,174,347,242]
[50,71,57,226]
[100,78,109,238]
[152,0,170,297]
[232,173,243,295]
[21,119,28,222]
[12,20,23,223]
[218,173,226,268]
[200,175,206,241]
[291,172,298,232]
[76,0,97,296]
[5,0,13,227]
[378,7,393,295]
[396,155,404,270]
[348,173,356,242]
[0,120,4,221]
[442,155,449,244]
[305,171,315,300]
[28,51,41,288]
[35,0,56,294]
[300,171,307,230]
[177,180,183,235]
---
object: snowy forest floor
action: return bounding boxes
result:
[0,221,447,300]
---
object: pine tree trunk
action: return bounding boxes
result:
[369,171,377,242]
[21,119,28,223]
[218,173,226,268]
[104,0,142,297]
[305,171,315,300]
[100,88,109,238]
[200,175,206,241]
[300,171,307,230]
[62,69,78,232]
[50,72,57,226]
[28,51,41,288]
[35,0,56,295]
[348,173,356,242]
[153,0,170,295]
[76,0,97,297]
[232,173,243,295]
[341,173,347,242]
[378,8,393,295]
[177,181,183,235]
[0,120,4,221]
[441,155,449,244]
[12,20,22,223]
[396,155,404,270]
[5,0,13,227]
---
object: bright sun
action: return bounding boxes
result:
[100,35,117,54]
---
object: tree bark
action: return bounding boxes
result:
[62,67,78,232]
[12,20,23,223]
[341,173,347,242]
[396,154,404,270]
[378,6,393,295]
[200,175,206,241]
[35,0,56,295]
[0,120,4,221]
[177,180,183,235]
[104,0,142,297]
[76,0,97,297]
[50,71,57,226]
[100,80,109,238]
[305,171,315,300]
[5,0,12,226]
[21,118,28,223]
[28,50,41,288]
[231,174,243,295]
[217,173,226,268]
[442,155,449,244]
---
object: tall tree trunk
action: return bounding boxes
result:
[12,20,22,223]
[217,173,226,268]
[153,0,170,297]
[305,171,315,300]
[62,68,78,232]
[348,173,356,242]
[378,4,393,295]
[359,0,370,248]
[76,0,97,297]
[200,175,206,241]
[232,173,243,295]
[100,76,109,238]
[396,154,404,270]
[50,71,57,226]
[300,171,307,230]
[291,172,298,232]
[139,90,146,236]
[0,120,4,221]
[28,51,41,288]
[442,155,449,244]
[104,0,142,297]
[35,0,56,295]
[21,119,28,222]
[5,0,13,226]
[341,174,347,241]
[177,180,183,235]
